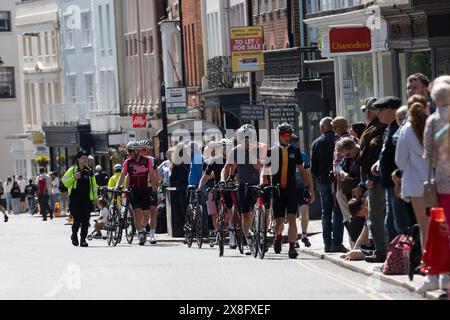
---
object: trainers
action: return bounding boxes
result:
[71,234,79,247]
[416,275,439,294]
[149,233,157,245]
[244,245,252,255]
[274,237,282,254]
[301,237,311,247]
[80,240,88,247]
[439,274,450,291]
[4,215,8,223]
[324,245,331,253]
[138,232,146,246]
[288,248,298,259]
[229,232,236,249]
[364,252,387,263]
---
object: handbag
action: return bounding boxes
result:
[423,121,440,208]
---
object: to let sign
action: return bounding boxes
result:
[230,26,264,72]
[132,114,146,128]
[329,27,371,54]
[240,104,265,121]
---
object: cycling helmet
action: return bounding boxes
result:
[139,140,151,149]
[276,122,294,134]
[236,124,256,141]
[127,140,140,150]
[220,138,232,146]
[113,164,123,172]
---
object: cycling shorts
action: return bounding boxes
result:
[273,187,298,219]
[130,188,151,211]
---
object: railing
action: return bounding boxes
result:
[206,56,249,90]
[42,102,90,126]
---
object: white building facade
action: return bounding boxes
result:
[13,0,62,179]
[0,0,24,180]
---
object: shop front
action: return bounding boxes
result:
[43,125,92,174]
[304,8,391,123]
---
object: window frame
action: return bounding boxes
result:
[0,67,16,99]
[81,11,92,48]
[0,11,11,32]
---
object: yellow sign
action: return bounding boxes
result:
[230,26,264,73]
[32,132,45,144]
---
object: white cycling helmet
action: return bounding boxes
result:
[113,164,123,172]
[127,140,140,150]
[236,124,256,141]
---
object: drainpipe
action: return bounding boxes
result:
[299,0,305,48]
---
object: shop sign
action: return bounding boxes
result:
[240,104,265,121]
[132,114,147,128]
[166,87,187,115]
[267,102,298,130]
[329,27,371,54]
[230,26,264,72]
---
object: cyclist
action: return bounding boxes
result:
[197,139,234,247]
[138,140,160,244]
[261,123,313,259]
[115,141,158,246]
[221,124,262,255]
[291,134,315,248]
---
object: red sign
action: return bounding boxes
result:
[329,27,371,53]
[132,114,146,128]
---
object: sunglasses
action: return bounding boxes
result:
[280,133,292,139]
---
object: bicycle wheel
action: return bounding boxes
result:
[124,206,134,244]
[112,207,120,247]
[184,205,194,248]
[218,206,225,257]
[251,208,259,258]
[257,206,267,259]
[195,205,203,249]
[116,205,124,244]
[233,208,244,254]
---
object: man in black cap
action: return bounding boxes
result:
[354,97,387,261]
[62,150,98,247]
[368,97,412,262]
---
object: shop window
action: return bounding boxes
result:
[341,54,374,123]
[435,48,450,76]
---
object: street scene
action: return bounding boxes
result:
[1,0,450,304]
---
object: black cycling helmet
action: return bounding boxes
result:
[276,122,294,134]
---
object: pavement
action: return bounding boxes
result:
[0,213,427,300]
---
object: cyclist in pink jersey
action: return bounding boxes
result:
[139,140,160,244]
[115,141,158,245]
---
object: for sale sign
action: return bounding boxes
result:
[132,114,146,128]
[230,26,264,73]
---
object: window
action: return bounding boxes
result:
[85,74,95,108]
[82,12,92,47]
[268,0,273,12]
[98,5,104,50]
[275,0,280,10]
[142,34,148,54]
[0,11,11,32]
[0,67,15,98]
[106,4,112,52]
[37,34,42,56]
[68,75,77,103]
[255,0,259,16]
[261,0,266,14]
[65,16,74,49]
[280,0,286,9]
[44,32,49,56]
[149,33,154,53]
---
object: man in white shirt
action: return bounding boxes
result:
[50,172,60,216]
[17,175,28,213]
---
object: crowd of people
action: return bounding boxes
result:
[1,72,449,295]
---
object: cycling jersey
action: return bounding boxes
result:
[122,156,153,190]
[267,144,303,189]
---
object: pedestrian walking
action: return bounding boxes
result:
[36,168,52,221]
[62,150,98,247]
[59,170,69,215]
[25,179,37,215]
[4,177,13,214]
[10,182,21,215]
[17,175,27,213]
[50,172,60,215]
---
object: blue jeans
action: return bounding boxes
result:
[27,197,36,214]
[386,187,414,235]
[6,192,12,212]
[318,183,344,246]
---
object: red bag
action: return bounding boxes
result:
[38,175,47,197]
[382,234,412,275]
[421,207,450,276]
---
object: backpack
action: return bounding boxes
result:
[38,175,48,197]
[382,234,413,275]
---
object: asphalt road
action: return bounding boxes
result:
[0,215,425,300]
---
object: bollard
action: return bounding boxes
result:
[54,202,61,218]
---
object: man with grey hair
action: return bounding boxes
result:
[311,117,346,253]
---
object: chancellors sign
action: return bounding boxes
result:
[329,27,371,54]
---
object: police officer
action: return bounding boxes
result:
[62,150,98,247]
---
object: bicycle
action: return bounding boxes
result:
[184,186,205,249]
[209,180,238,257]
[248,184,279,259]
